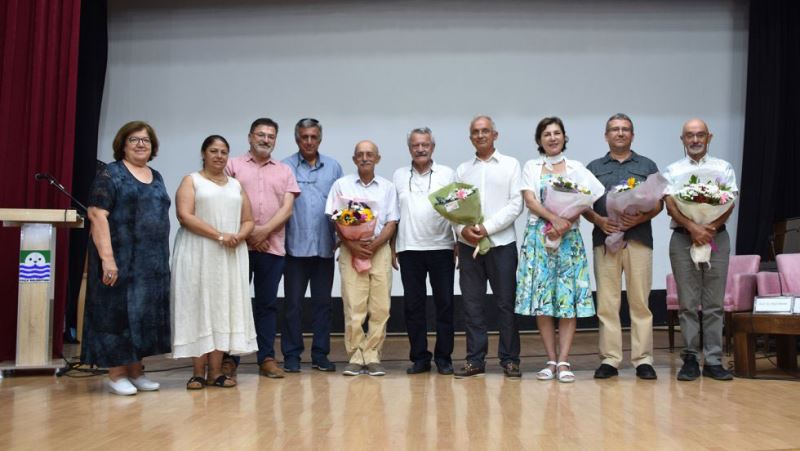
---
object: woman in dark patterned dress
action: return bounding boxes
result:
[81,121,171,396]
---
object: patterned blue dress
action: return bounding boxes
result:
[81,161,172,367]
[514,173,595,318]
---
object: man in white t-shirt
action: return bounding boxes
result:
[392,127,456,375]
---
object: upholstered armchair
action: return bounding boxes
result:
[665,254,761,353]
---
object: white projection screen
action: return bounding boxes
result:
[99,0,749,296]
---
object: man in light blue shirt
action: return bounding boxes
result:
[281,118,343,372]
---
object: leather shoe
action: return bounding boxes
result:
[635,364,657,380]
[406,361,432,374]
[259,360,285,379]
[436,361,454,375]
[503,362,521,379]
[454,362,485,378]
[593,363,619,379]
[702,364,734,381]
[677,355,700,381]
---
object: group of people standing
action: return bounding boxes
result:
[80,113,738,395]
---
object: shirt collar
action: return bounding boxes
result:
[246,151,275,165]
[355,175,378,187]
[602,150,639,165]
[472,149,501,164]
[687,153,709,165]
[411,161,436,175]
[295,151,322,169]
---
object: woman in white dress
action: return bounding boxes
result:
[171,135,257,389]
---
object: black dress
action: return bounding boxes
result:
[81,161,171,367]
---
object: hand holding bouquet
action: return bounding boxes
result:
[542,175,595,249]
[604,173,668,253]
[428,182,492,257]
[671,175,736,267]
[331,199,376,273]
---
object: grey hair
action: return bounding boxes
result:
[294,118,322,139]
[406,127,436,148]
[470,115,496,131]
[605,113,634,133]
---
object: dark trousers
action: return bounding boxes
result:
[281,255,334,363]
[250,251,285,364]
[458,242,520,366]
[398,249,455,365]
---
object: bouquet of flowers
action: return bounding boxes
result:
[542,175,596,249]
[331,198,376,273]
[428,182,492,257]
[604,173,668,253]
[671,175,736,267]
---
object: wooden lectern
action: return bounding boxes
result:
[0,208,83,370]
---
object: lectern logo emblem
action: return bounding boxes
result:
[19,250,51,282]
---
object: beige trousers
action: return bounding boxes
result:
[593,242,654,367]
[339,243,392,365]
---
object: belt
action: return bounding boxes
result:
[674,225,726,235]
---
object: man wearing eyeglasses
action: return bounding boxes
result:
[663,118,738,382]
[391,127,456,375]
[226,117,300,379]
[583,113,662,380]
[280,118,343,373]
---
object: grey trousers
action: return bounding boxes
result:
[668,230,730,365]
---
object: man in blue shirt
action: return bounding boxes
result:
[281,118,343,372]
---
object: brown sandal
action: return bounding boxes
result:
[186,376,206,390]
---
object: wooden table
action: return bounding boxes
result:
[733,313,800,378]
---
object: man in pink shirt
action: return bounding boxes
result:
[226,118,300,378]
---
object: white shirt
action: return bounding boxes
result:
[662,154,739,228]
[393,162,456,252]
[521,156,605,227]
[324,173,399,238]
[662,154,739,195]
[454,149,523,247]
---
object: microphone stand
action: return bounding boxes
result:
[35,173,88,215]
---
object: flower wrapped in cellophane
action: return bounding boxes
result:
[605,173,668,253]
[428,182,492,257]
[331,199,376,273]
[671,175,736,267]
[542,175,595,249]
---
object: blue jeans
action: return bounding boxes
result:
[281,255,334,364]
[398,249,455,365]
[250,251,285,364]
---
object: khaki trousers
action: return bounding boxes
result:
[593,242,654,367]
[339,244,392,365]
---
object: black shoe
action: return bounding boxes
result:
[454,362,485,378]
[702,364,734,381]
[593,363,619,379]
[283,357,301,373]
[435,361,454,375]
[635,364,657,380]
[311,357,336,372]
[502,362,521,379]
[677,356,701,381]
[406,361,432,374]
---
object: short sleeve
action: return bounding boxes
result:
[324,179,341,216]
[520,160,538,193]
[88,167,116,211]
[385,183,400,222]
[284,166,301,194]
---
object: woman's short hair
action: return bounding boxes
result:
[112,121,159,161]
[534,116,568,154]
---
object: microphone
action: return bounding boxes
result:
[33,171,87,213]
[34,172,50,180]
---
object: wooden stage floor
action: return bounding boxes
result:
[1,330,799,450]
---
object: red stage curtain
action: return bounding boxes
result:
[0,0,82,361]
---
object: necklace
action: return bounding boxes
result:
[408,165,433,193]
[201,170,227,185]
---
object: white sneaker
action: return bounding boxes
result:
[107,377,137,396]
[129,375,160,391]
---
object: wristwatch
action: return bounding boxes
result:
[217,234,224,244]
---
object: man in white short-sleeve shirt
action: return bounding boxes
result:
[392,127,456,376]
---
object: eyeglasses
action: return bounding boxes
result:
[683,132,708,140]
[127,136,152,145]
